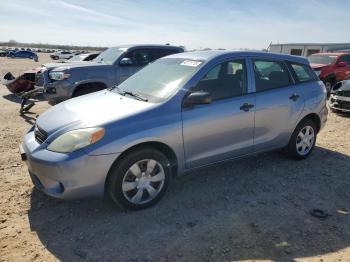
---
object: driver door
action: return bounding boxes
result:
[182,58,255,169]
[116,49,152,85]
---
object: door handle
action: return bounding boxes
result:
[240,103,254,112]
[289,93,300,101]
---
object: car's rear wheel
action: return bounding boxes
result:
[107,147,171,210]
[286,119,317,159]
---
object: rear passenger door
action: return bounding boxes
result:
[251,58,305,152]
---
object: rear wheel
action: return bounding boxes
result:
[286,119,317,159]
[107,147,172,210]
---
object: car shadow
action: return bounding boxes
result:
[2,93,45,104]
[20,111,38,125]
[2,93,43,124]
[27,146,350,261]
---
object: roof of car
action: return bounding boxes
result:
[167,50,309,64]
[115,44,184,50]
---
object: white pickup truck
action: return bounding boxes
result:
[50,51,73,60]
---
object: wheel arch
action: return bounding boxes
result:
[299,113,321,133]
[72,81,108,96]
[104,141,179,192]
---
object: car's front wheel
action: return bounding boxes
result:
[286,119,317,159]
[107,147,172,210]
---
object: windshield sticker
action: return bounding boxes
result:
[180,60,202,67]
[119,48,128,52]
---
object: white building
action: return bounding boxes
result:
[268,43,350,57]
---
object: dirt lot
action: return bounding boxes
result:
[0,53,349,262]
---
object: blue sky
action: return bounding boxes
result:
[1,0,349,50]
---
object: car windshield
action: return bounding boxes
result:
[308,55,337,65]
[93,47,126,65]
[113,58,202,103]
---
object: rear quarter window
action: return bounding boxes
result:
[290,63,317,83]
[253,59,292,92]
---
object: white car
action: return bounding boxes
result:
[50,51,73,60]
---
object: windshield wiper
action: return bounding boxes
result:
[111,86,148,102]
[123,91,148,102]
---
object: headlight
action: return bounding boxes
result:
[49,71,71,81]
[47,127,105,153]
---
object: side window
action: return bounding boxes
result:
[290,49,302,56]
[192,59,247,101]
[339,55,350,65]
[152,49,179,61]
[253,60,291,92]
[125,49,151,66]
[202,64,221,81]
[290,63,316,83]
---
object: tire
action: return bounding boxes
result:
[285,119,317,160]
[73,85,103,97]
[107,147,172,210]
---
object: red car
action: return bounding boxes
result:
[308,53,350,92]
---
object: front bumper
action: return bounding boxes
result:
[329,94,350,112]
[41,79,74,103]
[21,130,119,199]
[35,71,74,103]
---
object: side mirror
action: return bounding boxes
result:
[184,91,212,106]
[119,57,133,66]
[337,61,347,67]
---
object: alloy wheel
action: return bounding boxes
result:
[296,125,315,156]
[122,159,165,204]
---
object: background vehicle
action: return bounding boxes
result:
[329,80,350,113]
[50,50,73,60]
[308,53,350,92]
[64,52,101,62]
[7,50,38,62]
[35,44,184,104]
[21,51,327,210]
[0,50,8,57]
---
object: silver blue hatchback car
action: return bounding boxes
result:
[21,51,328,209]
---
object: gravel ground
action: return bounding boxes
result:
[0,54,350,262]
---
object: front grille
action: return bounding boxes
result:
[341,101,350,110]
[34,125,48,144]
[335,90,350,97]
[342,90,350,97]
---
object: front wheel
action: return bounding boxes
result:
[286,119,317,159]
[107,147,172,210]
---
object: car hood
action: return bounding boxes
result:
[310,63,328,70]
[36,90,155,136]
[42,61,107,70]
